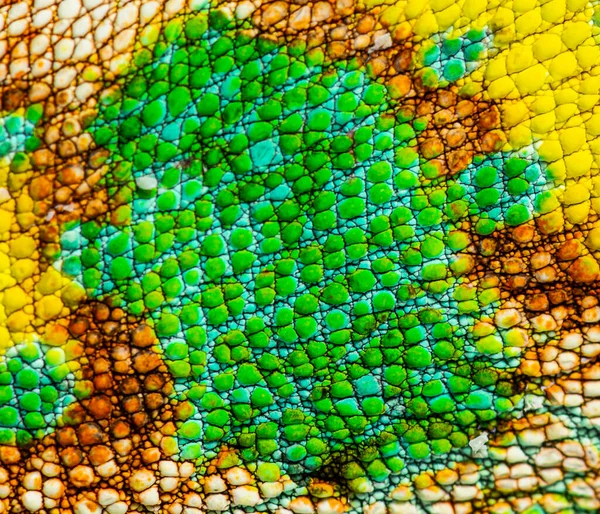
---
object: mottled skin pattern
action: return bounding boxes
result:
[0,0,600,513]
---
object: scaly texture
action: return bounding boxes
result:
[1,1,600,513]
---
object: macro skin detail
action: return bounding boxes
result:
[1,1,600,514]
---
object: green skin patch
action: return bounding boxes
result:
[52,6,547,486]
[0,343,75,446]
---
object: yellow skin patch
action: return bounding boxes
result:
[0,148,81,352]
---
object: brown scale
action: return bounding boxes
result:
[408,90,506,177]
[249,0,365,47]
[465,219,600,403]
[236,0,416,76]
[0,83,29,113]
[64,302,176,431]
[484,225,599,316]
[0,300,191,511]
